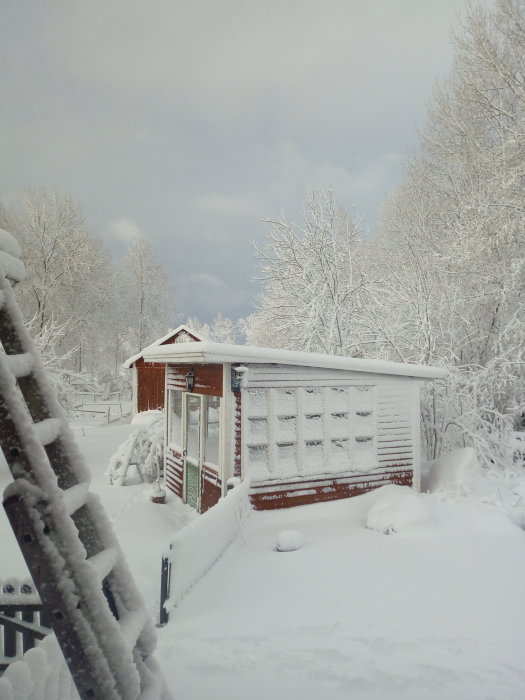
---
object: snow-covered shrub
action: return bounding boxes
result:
[427,447,478,496]
[421,355,523,471]
[97,369,132,401]
[510,432,525,468]
[106,411,164,485]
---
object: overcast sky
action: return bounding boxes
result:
[1,0,469,324]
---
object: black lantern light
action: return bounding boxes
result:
[185,368,195,392]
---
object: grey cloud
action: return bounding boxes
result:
[1,0,468,323]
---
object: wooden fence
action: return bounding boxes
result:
[0,580,51,674]
[159,480,251,625]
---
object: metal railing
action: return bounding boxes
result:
[0,580,51,673]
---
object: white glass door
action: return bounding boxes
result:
[184,393,202,509]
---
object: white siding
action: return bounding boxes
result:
[375,383,415,480]
[241,364,417,483]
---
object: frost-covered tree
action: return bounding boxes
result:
[186,312,241,344]
[0,188,112,340]
[117,237,173,351]
[0,188,175,406]
[375,0,525,466]
[0,187,115,377]
[250,186,371,356]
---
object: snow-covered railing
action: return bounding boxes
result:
[160,480,252,623]
[0,634,79,700]
[0,579,51,674]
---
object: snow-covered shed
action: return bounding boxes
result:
[123,325,202,415]
[143,342,446,512]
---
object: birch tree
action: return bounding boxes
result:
[118,237,173,351]
[250,186,371,356]
[376,0,525,466]
[186,312,240,344]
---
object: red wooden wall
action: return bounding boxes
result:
[133,330,201,413]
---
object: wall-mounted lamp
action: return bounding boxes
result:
[231,365,249,391]
[185,369,195,392]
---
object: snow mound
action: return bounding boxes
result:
[131,409,163,426]
[366,485,433,535]
[106,412,164,485]
[512,478,525,501]
[275,529,304,552]
[428,447,479,495]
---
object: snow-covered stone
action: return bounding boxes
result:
[275,529,304,551]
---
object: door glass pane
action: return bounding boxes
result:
[204,396,220,466]
[185,394,201,509]
[186,394,201,463]
[185,460,200,509]
[170,390,183,451]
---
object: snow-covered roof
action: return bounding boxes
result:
[143,341,447,380]
[122,325,203,368]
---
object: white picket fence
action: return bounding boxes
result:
[162,480,252,617]
[0,578,78,700]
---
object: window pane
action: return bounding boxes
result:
[275,389,296,414]
[170,390,183,451]
[186,394,201,463]
[276,415,296,441]
[248,444,268,463]
[330,438,352,471]
[204,395,220,466]
[305,413,323,440]
[355,435,375,470]
[246,389,267,416]
[249,417,268,440]
[328,386,349,412]
[355,385,374,411]
[304,439,323,468]
[303,388,322,412]
[330,411,351,439]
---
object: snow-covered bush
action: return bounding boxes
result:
[427,447,478,496]
[106,411,164,485]
[421,357,521,471]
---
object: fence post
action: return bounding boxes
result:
[158,555,171,627]
[21,583,36,653]
[2,583,16,658]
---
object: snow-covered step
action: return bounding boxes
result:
[62,481,90,516]
[86,547,119,582]
[32,417,62,446]
[4,351,34,378]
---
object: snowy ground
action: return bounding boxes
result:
[2,414,525,699]
[0,412,196,617]
[159,490,525,700]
